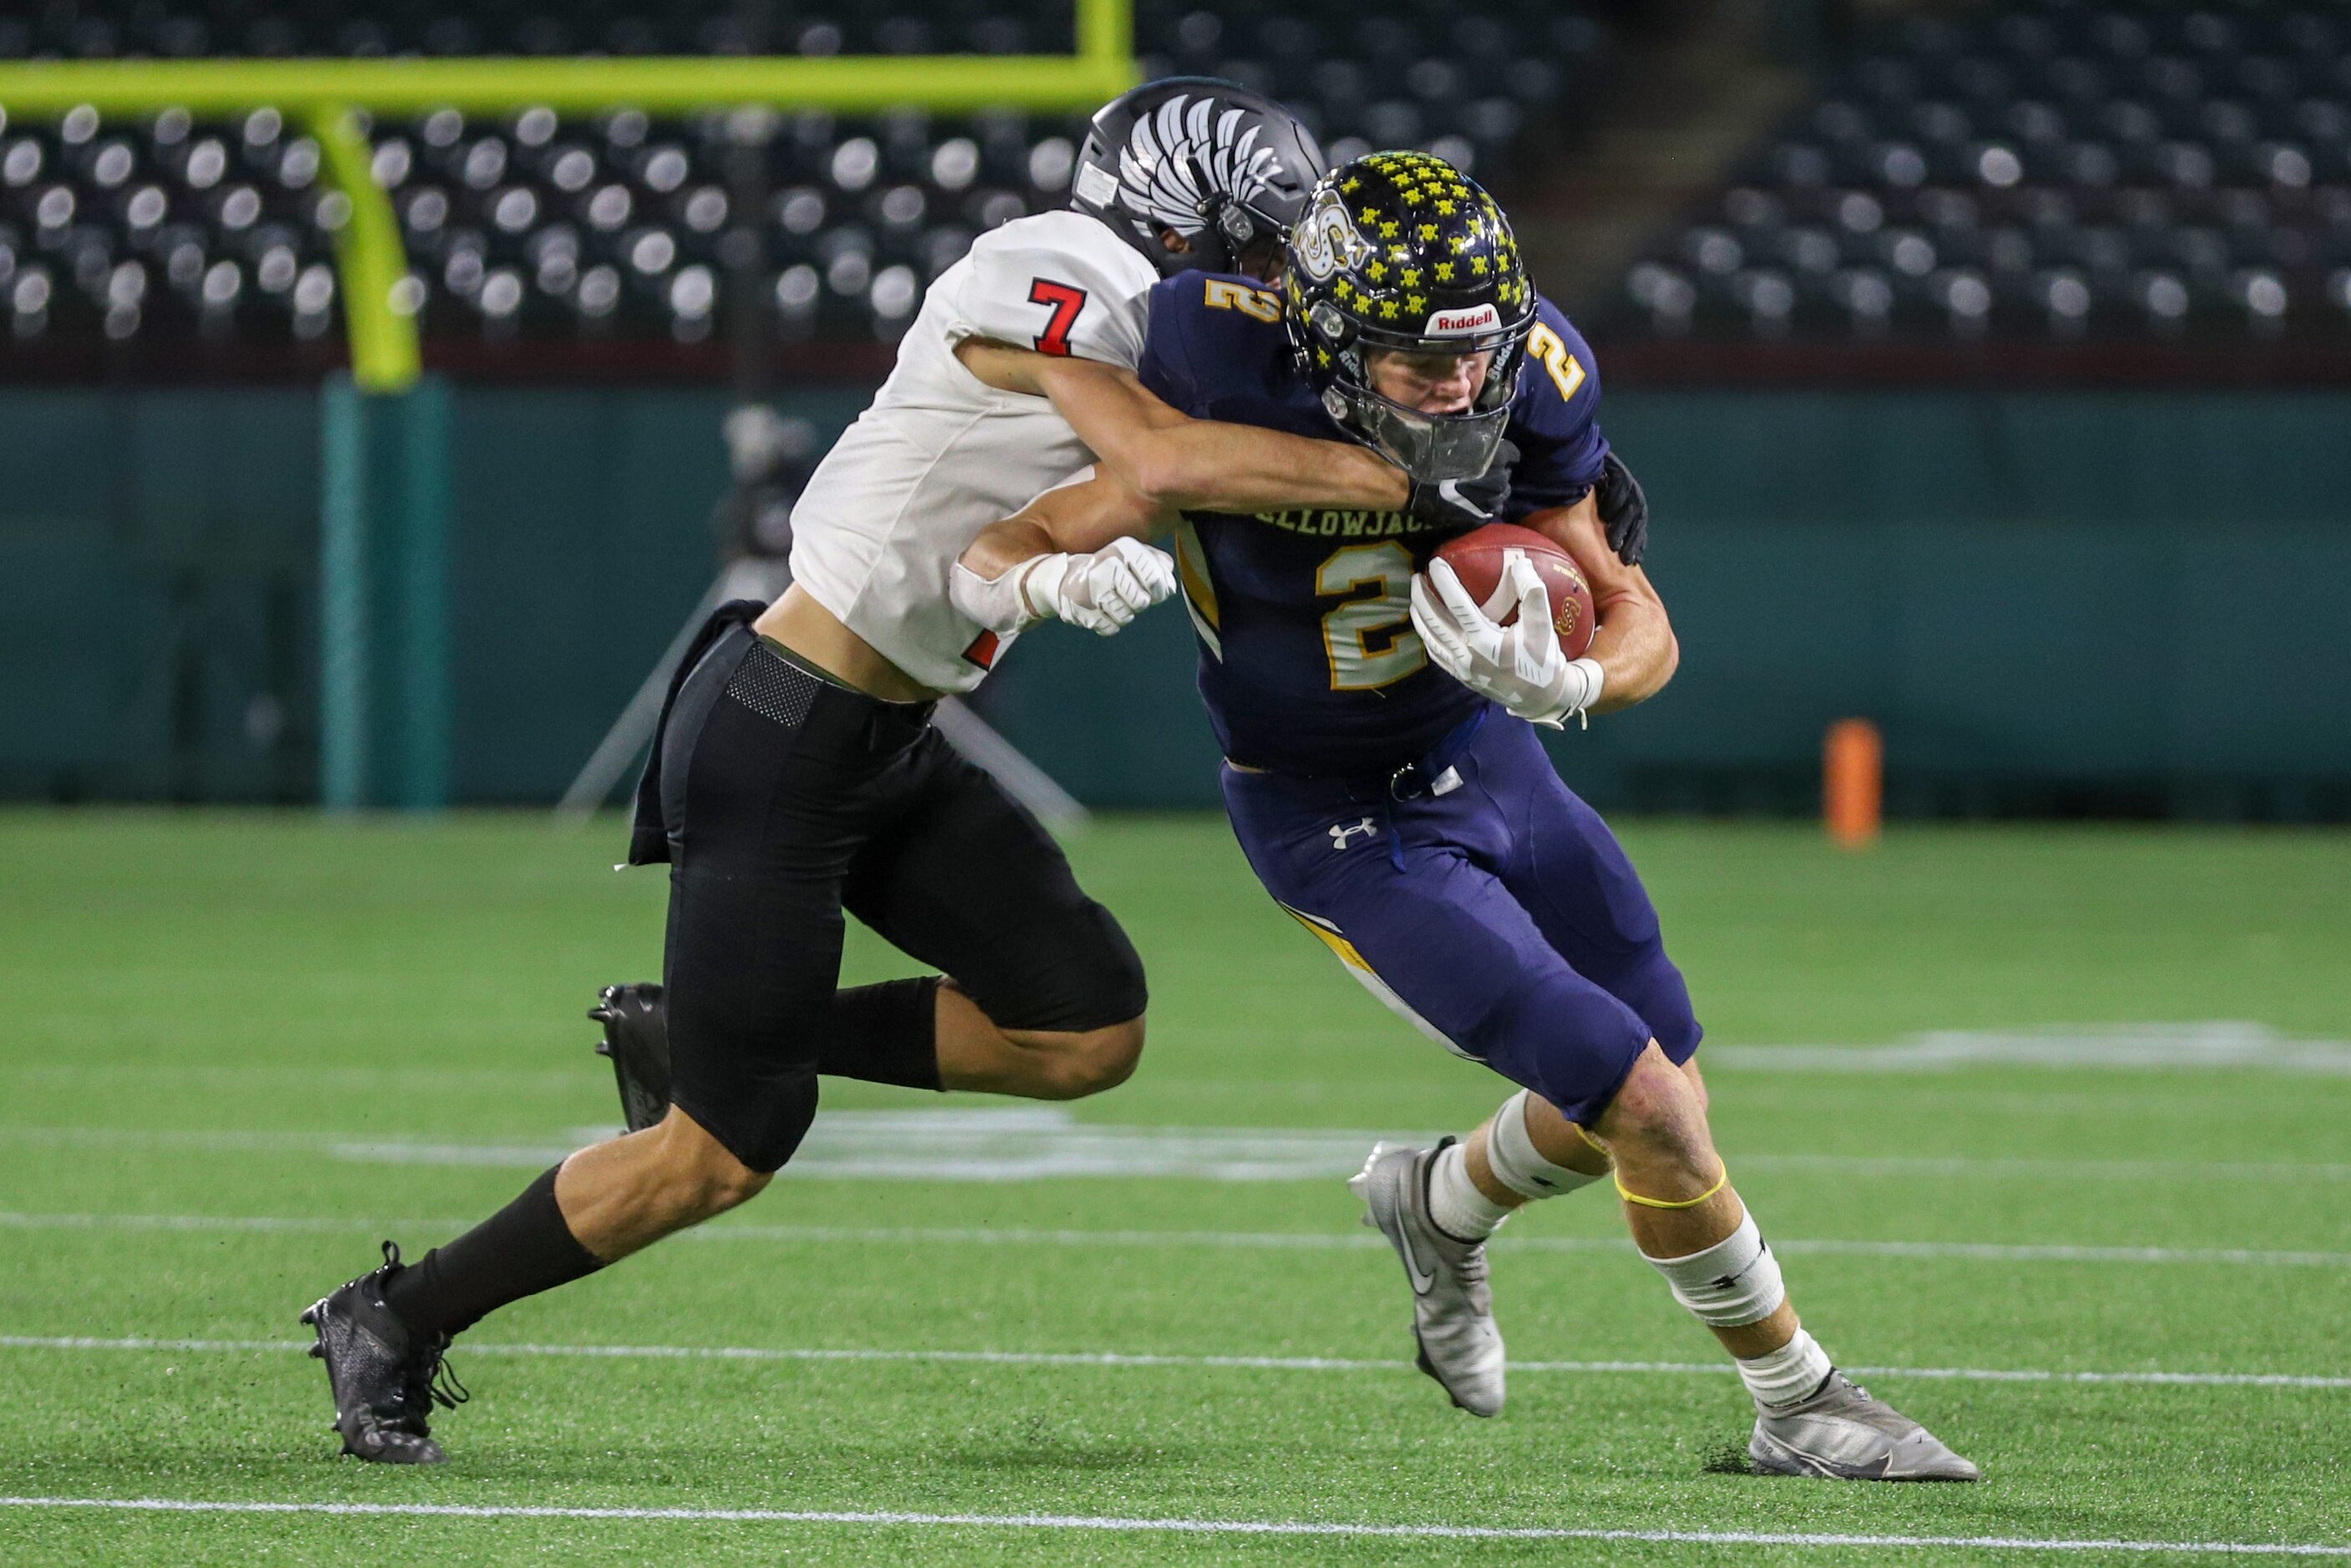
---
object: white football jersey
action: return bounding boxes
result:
[787,210,1162,693]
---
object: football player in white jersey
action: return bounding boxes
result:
[298,80,1511,1465]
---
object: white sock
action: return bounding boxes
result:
[1736,1328,1833,1409]
[1425,1141,1512,1242]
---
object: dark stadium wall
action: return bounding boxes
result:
[1586,391,2351,819]
[0,387,322,804]
[0,383,851,807]
[5,384,2349,817]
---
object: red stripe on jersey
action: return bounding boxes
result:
[962,630,1001,669]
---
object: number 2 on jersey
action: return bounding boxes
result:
[1202,279,1282,321]
[1027,279,1088,356]
[1317,541,1426,690]
[1526,322,1586,402]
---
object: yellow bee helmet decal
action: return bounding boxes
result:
[1281,151,1536,483]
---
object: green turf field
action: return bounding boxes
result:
[1,811,2346,1563]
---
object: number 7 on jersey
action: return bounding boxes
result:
[1028,279,1089,356]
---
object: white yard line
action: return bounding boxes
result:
[700,1226,2351,1271]
[1763,1239,2351,1268]
[4,1060,593,1093]
[1743,1154,2351,1181]
[0,1496,2343,1555]
[0,1211,436,1235]
[5,1209,2345,1269]
[1707,1023,2351,1075]
[2,1123,2348,1183]
[3,1333,2344,1391]
[17,1021,2348,1082]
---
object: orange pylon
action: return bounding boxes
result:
[1824,719,1882,848]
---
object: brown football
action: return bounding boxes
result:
[1432,523,1596,660]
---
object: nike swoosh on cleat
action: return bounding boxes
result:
[1394,1214,1436,1297]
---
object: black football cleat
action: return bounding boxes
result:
[590,982,672,1133]
[300,1242,468,1464]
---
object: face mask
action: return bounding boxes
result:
[1327,382,1515,483]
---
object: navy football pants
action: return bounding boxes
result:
[1221,716,1701,1129]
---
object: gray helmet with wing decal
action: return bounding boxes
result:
[1071,77,1328,279]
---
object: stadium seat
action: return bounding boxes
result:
[1623,0,2351,346]
[0,0,1607,357]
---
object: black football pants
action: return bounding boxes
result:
[654,625,1146,1171]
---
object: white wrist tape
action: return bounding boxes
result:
[1485,1090,1605,1201]
[949,554,1064,636]
[1015,553,1073,622]
[949,558,1030,635]
[1531,657,1605,730]
[1641,1210,1785,1328]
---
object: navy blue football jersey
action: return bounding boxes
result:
[1137,271,1610,776]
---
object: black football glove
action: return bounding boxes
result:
[1595,449,1649,566]
[1406,439,1519,533]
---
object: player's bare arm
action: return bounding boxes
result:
[1522,492,1679,713]
[951,473,1176,640]
[963,472,1171,578]
[955,340,1413,514]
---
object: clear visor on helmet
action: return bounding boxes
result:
[1322,309,1530,482]
[1337,384,1515,483]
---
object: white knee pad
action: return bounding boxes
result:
[1486,1090,1605,1201]
[1641,1211,1784,1328]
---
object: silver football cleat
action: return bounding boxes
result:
[1349,1140,1506,1417]
[1749,1371,1981,1481]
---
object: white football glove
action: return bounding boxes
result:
[1409,554,1605,728]
[950,536,1177,638]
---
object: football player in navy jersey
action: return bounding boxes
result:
[954,153,1977,1483]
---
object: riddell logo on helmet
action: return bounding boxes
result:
[1425,305,1501,336]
